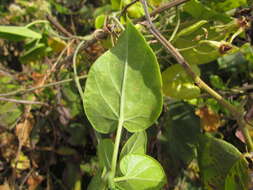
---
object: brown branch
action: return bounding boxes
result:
[140,0,253,151]
[0,97,48,106]
[46,14,74,38]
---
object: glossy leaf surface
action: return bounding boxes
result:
[120,131,147,160]
[116,154,166,190]
[162,64,200,99]
[84,21,163,133]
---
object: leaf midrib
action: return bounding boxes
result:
[118,29,129,125]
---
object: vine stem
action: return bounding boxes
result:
[25,20,49,28]
[0,75,87,97]
[73,41,86,99]
[141,0,253,151]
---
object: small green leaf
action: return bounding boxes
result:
[0,26,42,41]
[97,139,114,170]
[176,20,208,39]
[209,75,227,90]
[198,134,248,190]
[84,20,163,133]
[95,15,106,29]
[162,64,200,99]
[115,154,167,190]
[120,131,147,160]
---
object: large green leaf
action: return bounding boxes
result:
[198,134,248,190]
[0,26,42,41]
[115,154,167,190]
[97,139,114,170]
[120,131,147,160]
[83,21,163,133]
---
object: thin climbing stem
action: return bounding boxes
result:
[169,6,180,42]
[0,75,87,97]
[25,20,49,28]
[141,0,253,151]
[73,41,86,99]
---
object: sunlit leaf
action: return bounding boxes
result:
[162,64,200,99]
[84,20,163,133]
[115,154,167,190]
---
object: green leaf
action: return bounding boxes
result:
[19,43,47,63]
[120,131,147,160]
[162,64,200,99]
[84,20,163,133]
[97,139,114,170]
[0,102,22,129]
[115,154,167,190]
[171,20,235,64]
[176,20,208,39]
[225,156,249,190]
[209,75,227,90]
[95,14,106,29]
[198,134,248,190]
[0,26,42,41]
[162,101,201,165]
